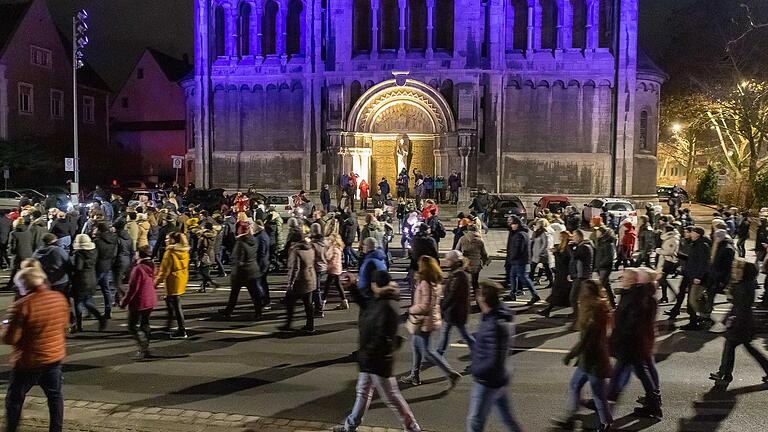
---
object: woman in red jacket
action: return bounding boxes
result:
[616,220,637,270]
[120,245,157,359]
[359,180,369,210]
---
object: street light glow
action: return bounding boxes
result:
[671,123,683,133]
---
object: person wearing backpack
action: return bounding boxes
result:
[426,208,446,246]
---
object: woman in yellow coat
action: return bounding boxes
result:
[155,232,190,339]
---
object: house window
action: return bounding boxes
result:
[639,110,649,150]
[30,46,51,68]
[121,97,129,108]
[50,90,64,118]
[18,83,33,114]
[83,96,95,123]
[137,68,144,79]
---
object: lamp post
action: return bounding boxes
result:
[71,9,88,202]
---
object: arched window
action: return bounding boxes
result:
[286,0,304,55]
[507,0,528,52]
[408,0,427,51]
[350,81,362,109]
[639,110,649,150]
[599,0,613,48]
[440,79,454,110]
[215,5,226,57]
[539,0,558,50]
[570,0,586,49]
[238,2,251,57]
[380,0,399,50]
[262,0,278,55]
[434,0,454,52]
[353,0,372,52]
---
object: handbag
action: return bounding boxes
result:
[689,283,710,314]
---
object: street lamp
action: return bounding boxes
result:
[71,9,88,202]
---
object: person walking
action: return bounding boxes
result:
[656,225,680,303]
[2,267,70,432]
[736,211,750,258]
[93,222,117,319]
[112,221,135,305]
[0,210,12,270]
[504,216,540,305]
[71,234,107,333]
[540,231,573,317]
[466,280,522,432]
[359,179,370,210]
[155,232,190,339]
[334,270,421,432]
[6,223,34,293]
[470,189,491,229]
[195,222,218,293]
[309,223,328,317]
[401,256,462,387]
[709,261,768,387]
[666,226,710,330]
[220,221,264,320]
[355,238,388,310]
[341,211,359,268]
[437,251,474,358]
[530,219,554,289]
[324,233,349,310]
[32,234,70,296]
[607,268,662,418]
[119,246,157,360]
[252,220,272,310]
[708,229,736,318]
[457,224,490,298]
[636,216,655,268]
[593,226,617,308]
[321,184,332,213]
[280,237,317,333]
[552,279,614,431]
[568,230,594,320]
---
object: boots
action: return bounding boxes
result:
[400,372,421,386]
[333,300,350,310]
[634,391,663,418]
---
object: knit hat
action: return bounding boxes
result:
[42,233,58,245]
[72,234,96,250]
[691,226,706,237]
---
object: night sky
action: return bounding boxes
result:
[40,0,717,91]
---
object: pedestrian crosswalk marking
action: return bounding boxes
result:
[449,343,569,354]
[217,329,272,336]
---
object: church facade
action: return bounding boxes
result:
[185,0,665,199]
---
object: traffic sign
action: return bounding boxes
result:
[171,156,184,169]
[2,167,8,179]
[65,158,75,172]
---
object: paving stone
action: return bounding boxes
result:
[143,407,162,414]
[73,401,90,408]
[274,418,291,426]
[195,411,213,419]
[159,408,183,416]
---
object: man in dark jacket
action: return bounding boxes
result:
[112,221,135,305]
[668,226,711,330]
[568,230,594,318]
[320,184,331,213]
[27,211,48,251]
[6,224,34,292]
[341,211,359,268]
[93,222,117,318]
[32,234,70,294]
[409,223,438,272]
[0,210,12,269]
[594,227,617,307]
[470,189,491,227]
[334,270,420,432]
[355,238,388,309]
[253,220,272,309]
[437,251,474,357]
[378,177,391,203]
[466,280,521,432]
[504,215,540,305]
[220,222,264,319]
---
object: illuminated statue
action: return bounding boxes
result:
[395,134,412,175]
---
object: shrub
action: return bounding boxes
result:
[696,165,718,205]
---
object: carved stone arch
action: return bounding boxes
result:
[637,82,647,92]
[266,83,278,91]
[291,81,303,91]
[364,80,375,90]
[214,84,226,91]
[429,79,439,89]
[553,80,566,88]
[584,79,596,87]
[599,79,612,87]
[227,84,238,91]
[240,84,251,91]
[537,80,551,88]
[508,80,521,89]
[347,78,456,133]
[279,82,290,90]
[252,83,264,91]
[523,80,535,88]
[568,79,581,88]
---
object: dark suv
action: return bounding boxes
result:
[486,195,527,228]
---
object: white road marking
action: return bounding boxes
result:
[217,329,272,336]
[449,343,570,354]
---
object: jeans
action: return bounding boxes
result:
[530,259,553,286]
[285,292,314,330]
[165,295,186,333]
[466,381,522,432]
[261,273,271,305]
[410,332,457,377]
[450,190,459,204]
[597,269,616,307]
[737,237,747,258]
[343,372,420,432]
[567,367,613,426]
[128,309,152,352]
[0,241,9,268]
[313,274,325,313]
[57,235,71,251]
[608,357,660,401]
[323,274,347,301]
[437,322,475,355]
[505,264,539,298]
[343,246,358,267]
[96,271,113,315]
[224,278,264,314]
[5,363,63,432]
[76,296,103,329]
[717,339,768,381]
[670,276,692,316]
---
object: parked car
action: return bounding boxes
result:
[486,194,527,228]
[130,189,167,207]
[265,194,315,220]
[582,198,637,226]
[122,180,148,192]
[657,185,689,203]
[534,195,572,216]
[186,188,231,213]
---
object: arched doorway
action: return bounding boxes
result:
[341,78,457,193]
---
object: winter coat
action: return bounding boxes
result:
[49,219,70,241]
[360,220,385,248]
[357,284,403,377]
[125,221,140,250]
[569,240,593,279]
[594,232,616,271]
[286,241,316,295]
[196,229,217,266]
[530,228,553,263]
[567,300,612,378]
[656,230,680,270]
[155,245,190,296]
[28,218,48,250]
[725,263,759,344]
[320,189,331,205]
[550,248,572,306]
[94,231,117,274]
[114,229,134,273]
[32,245,70,287]
[356,248,388,306]
[341,216,358,246]
[441,267,471,325]
[610,284,656,363]
[326,244,343,276]
[724,217,737,237]
[121,258,157,311]
[505,226,531,267]
[359,181,369,199]
[619,226,637,254]
[254,229,271,274]
[457,231,490,273]
[136,221,150,249]
[637,224,655,253]
[737,219,750,240]
[378,180,391,196]
[710,237,736,287]
[471,193,491,213]
[755,223,768,252]
[409,280,443,333]
[9,226,34,265]
[681,237,710,281]
[409,233,438,270]
[0,215,11,244]
[310,237,328,274]
[231,234,262,283]
[73,249,98,300]
[470,304,514,388]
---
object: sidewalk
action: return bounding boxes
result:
[5,395,423,432]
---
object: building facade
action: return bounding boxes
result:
[186,0,665,198]
[0,0,111,187]
[111,48,191,185]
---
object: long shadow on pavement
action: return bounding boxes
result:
[678,383,768,431]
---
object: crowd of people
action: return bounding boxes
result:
[0,181,767,432]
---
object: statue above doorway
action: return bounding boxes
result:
[395,134,413,176]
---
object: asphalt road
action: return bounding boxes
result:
[0,229,767,432]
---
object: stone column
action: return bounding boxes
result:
[371,0,380,59]
[251,1,262,58]
[277,4,286,56]
[426,0,435,58]
[398,0,406,58]
[225,6,236,57]
[557,0,569,49]
[586,0,598,49]
[526,3,534,52]
[0,65,7,140]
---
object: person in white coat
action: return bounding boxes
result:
[655,225,680,303]
[530,219,554,288]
